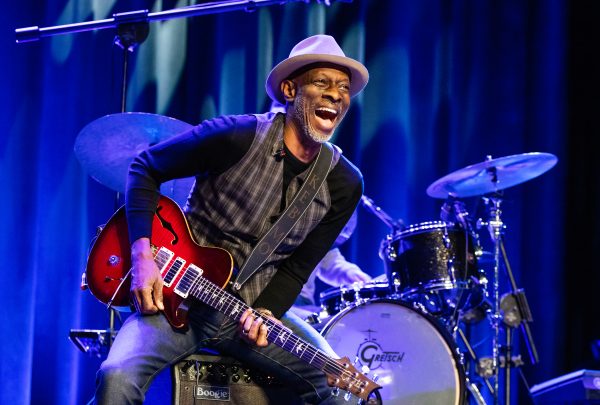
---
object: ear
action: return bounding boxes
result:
[281,79,296,102]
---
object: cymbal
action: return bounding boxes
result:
[426,152,558,199]
[74,112,193,193]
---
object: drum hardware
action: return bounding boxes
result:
[427,152,555,405]
[388,271,402,299]
[319,282,392,319]
[360,195,404,232]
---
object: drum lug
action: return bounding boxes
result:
[384,234,397,262]
[447,258,456,284]
[412,300,429,315]
[443,233,452,249]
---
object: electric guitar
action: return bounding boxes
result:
[85,195,381,402]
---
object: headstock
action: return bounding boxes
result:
[326,356,382,403]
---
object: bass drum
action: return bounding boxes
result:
[321,299,465,405]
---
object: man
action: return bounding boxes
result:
[94,34,368,404]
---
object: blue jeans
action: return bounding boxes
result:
[94,304,348,404]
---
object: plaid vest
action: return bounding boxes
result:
[185,112,341,305]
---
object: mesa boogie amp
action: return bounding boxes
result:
[171,353,304,405]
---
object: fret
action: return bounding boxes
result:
[276,328,290,347]
[230,303,242,319]
[310,351,327,370]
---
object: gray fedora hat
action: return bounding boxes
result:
[266,35,369,105]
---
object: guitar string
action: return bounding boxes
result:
[183,268,368,391]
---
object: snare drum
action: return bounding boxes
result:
[381,221,484,317]
[319,281,390,318]
[321,299,466,404]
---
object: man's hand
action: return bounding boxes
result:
[130,237,164,314]
[238,308,282,347]
[338,262,371,286]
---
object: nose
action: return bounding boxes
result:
[322,87,342,103]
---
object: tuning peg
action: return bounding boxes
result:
[332,387,340,397]
[344,391,352,401]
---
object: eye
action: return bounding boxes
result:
[339,83,350,92]
[313,78,328,87]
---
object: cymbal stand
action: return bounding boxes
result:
[486,193,504,405]
[480,192,539,405]
[360,195,404,232]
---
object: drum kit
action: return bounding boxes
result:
[307,153,558,404]
[73,112,558,404]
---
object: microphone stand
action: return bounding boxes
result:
[15,0,334,43]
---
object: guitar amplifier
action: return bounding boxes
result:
[170,353,304,405]
[530,369,600,404]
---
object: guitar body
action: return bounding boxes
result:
[86,196,234,329]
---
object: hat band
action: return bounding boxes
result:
[286,61,352,82]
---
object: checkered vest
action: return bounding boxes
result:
[185,112,341,305]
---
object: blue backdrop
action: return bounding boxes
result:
[2,1,597,404]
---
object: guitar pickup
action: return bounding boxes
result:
[163,257,186,287]
[174,264,203,298]
[154,247,175,274]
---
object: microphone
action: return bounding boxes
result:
[274,147,286,161]
[439,196,471,231]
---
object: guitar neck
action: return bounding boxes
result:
[186,275,333,370]
[179,271,372,391]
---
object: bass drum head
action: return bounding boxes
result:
[321,299,465,405]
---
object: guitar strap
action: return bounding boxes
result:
[232,142,335,291]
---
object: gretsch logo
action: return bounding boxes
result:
[195,384,230,401]
[357,340,405,370]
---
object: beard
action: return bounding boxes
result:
[291,95,344,144]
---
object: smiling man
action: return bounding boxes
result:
[94,35,369,404]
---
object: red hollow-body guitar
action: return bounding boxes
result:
[85,196,380,402]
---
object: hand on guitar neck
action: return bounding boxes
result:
[239,308,285,347]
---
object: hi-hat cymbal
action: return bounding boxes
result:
[74,112,193,193]
[427,152,558,199]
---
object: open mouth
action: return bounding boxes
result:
[315,107,339,122]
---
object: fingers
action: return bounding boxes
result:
[153,277,165,311]
[132,287,159,314]
[238,309,270,347]
[130,273,163,314]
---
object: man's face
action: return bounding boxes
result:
[289,67,351,144]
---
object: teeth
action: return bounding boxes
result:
[316,107,338,115]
